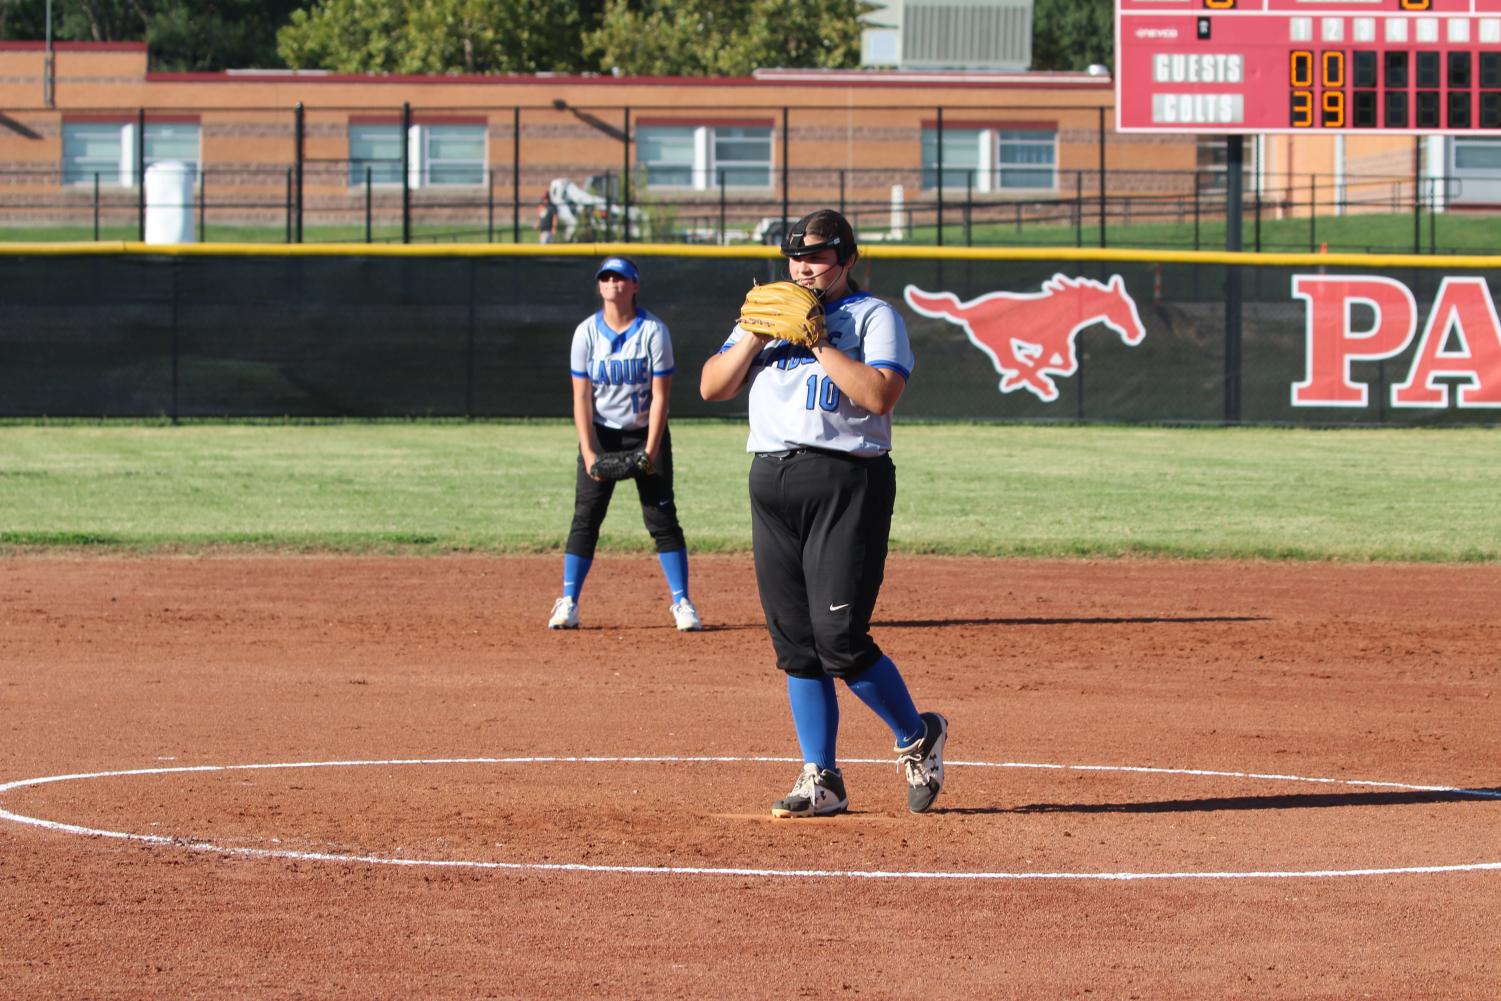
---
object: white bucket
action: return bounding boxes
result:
[143,160,195,244]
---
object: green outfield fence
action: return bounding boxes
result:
[2,241,1499,426]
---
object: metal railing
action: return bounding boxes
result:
[1,165,1473,254]
[0,153,1476,255]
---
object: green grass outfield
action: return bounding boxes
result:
[0,421,1495,562]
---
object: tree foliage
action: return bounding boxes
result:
[147,1,307,71]
[1,0,1104,77]
[0,0,306,70]
[276,0,605,75]
[584,0,869,76]
[1031,0,1112,72]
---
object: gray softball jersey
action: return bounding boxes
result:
[721,290,914,457]
[569,307,676,431]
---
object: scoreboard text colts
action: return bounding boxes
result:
[1117,0,1501,135]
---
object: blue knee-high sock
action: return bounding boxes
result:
[786,674,839,771]
[844,655,925,747]
[562,553,592,602]
[657,548,689,603]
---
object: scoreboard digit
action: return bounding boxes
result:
[1116,0,1501,134]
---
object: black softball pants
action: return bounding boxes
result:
[748,448,895,679]
[565,424,685,558]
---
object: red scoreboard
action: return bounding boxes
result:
[1116,0,1501,134]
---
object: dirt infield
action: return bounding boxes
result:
[2,553,1499,1000]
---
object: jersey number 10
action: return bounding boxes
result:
[804,374,842,412]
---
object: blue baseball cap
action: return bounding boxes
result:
[595,257,640,282]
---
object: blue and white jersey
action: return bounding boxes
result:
[569,307,676,430]
[720,290,914,457]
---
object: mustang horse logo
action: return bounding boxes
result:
[904,274,1147,402]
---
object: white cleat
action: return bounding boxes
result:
[770,763,848,818]
[670,598,702,632]
[547,596,579,630]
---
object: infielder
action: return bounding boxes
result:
[699,210,947,817]
[549,256,701,632]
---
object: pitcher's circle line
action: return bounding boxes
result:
[2,756,1498,882]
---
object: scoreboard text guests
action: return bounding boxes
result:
[1116,0,1501,134]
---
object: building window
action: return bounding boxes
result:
[348,123,487,188]
[636,122,773,190]
[711,127,773,187]
[921,128,985,190]
[1453,137,1501,170]
[921,126,1056,192]
[996,129,1056,189]
[61,120,200,187]
[348,124,404,186]
[637,126,696,188]
[422,125,486,186]
[1448,137,1501,205]
[62,123,126,186]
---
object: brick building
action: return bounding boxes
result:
[0,41,1456,241]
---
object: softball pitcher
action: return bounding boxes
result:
[699,210,947,817]
[548,256,701,633]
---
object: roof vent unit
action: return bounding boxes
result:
[862,0,1034,71]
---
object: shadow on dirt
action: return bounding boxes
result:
[1003,788,1501,814]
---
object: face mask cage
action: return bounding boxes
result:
[781,233,849,265]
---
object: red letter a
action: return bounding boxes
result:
[1392,277,1501,408]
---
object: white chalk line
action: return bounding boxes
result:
[2,756,1498,882]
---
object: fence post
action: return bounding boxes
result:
[1412,136,1422,254]
[781,107,790,234]
[1309,173,1317,252]
[622,107,631,242]
[487,167,495,243]
[935,106,944,246]
[513,107,521,244]
[136,107,145,241]
[198,170,205,242]
[401,101,411,244]
[603,173,614,242]
[1193,172,1201,250]
[966,169,974,246]
[1254,184,1262,252]
[1074,170,1082,247]
[1097,107,1107,248]
[285,168,292,242]
[718,169,726,245]
[93,172,100,241]
[365,166,373,243]
[1428,175,1437,253]
[294,102,304,243]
